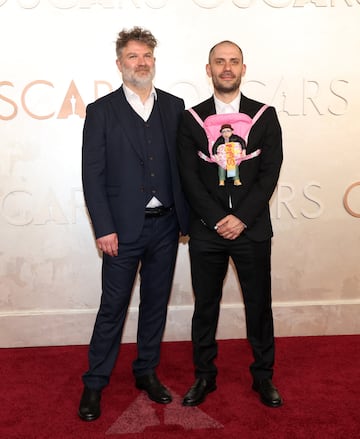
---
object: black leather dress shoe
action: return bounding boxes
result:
[252,378,283,407]
[135,373,172,404]
[78,386,102,421]
[182,378,217,406]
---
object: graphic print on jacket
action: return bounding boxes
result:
[188,105,268,186]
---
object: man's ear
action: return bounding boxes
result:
[242,64,247,77]
[206,63,212,78]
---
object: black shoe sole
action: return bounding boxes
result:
[258,397,283,408]
[147,394,172,404]
[78,410,101,421]
[182,384,217,407]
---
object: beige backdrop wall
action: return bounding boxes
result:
[1,0,359,348]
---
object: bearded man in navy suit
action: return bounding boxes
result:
[177,40,283,408]
[79,26,188,421]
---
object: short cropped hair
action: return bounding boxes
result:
[115,26,157,58]
[208,40,244,63]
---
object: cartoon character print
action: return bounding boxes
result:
[212,123,246,186]
[188,107,268,186]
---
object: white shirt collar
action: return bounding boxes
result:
[214,91,241,114]
[123,83,157,101]
[122,84,157,121]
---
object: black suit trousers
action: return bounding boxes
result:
[82,212,179,390]
[189,233,275,382]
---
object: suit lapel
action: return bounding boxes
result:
[196,97,216,119]
[240,94,260,118]
[110,86,145,160]
[156,91,171,153]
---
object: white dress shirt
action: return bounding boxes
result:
[214,92,241,115]
[122,83,157,122]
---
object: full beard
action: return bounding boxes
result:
[122,66,155,89]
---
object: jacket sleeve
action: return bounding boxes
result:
[81,102,116,239]
[233,106,283,228]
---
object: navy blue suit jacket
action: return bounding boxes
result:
[82,86,188,243]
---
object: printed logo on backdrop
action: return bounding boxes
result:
[0,77,350,120]
[0,80,113,120]
[275,182,360,220]
[0,0,359,9]
[343,182,360,218]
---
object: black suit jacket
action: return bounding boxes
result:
[177,94,282,242]
[82,86,189,243]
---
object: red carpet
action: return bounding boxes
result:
[1,335,360,439]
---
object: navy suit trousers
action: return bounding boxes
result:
[83,211,179,390]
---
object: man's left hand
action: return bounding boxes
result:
[215,215,245,240]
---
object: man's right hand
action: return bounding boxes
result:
[96,233,118,256]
